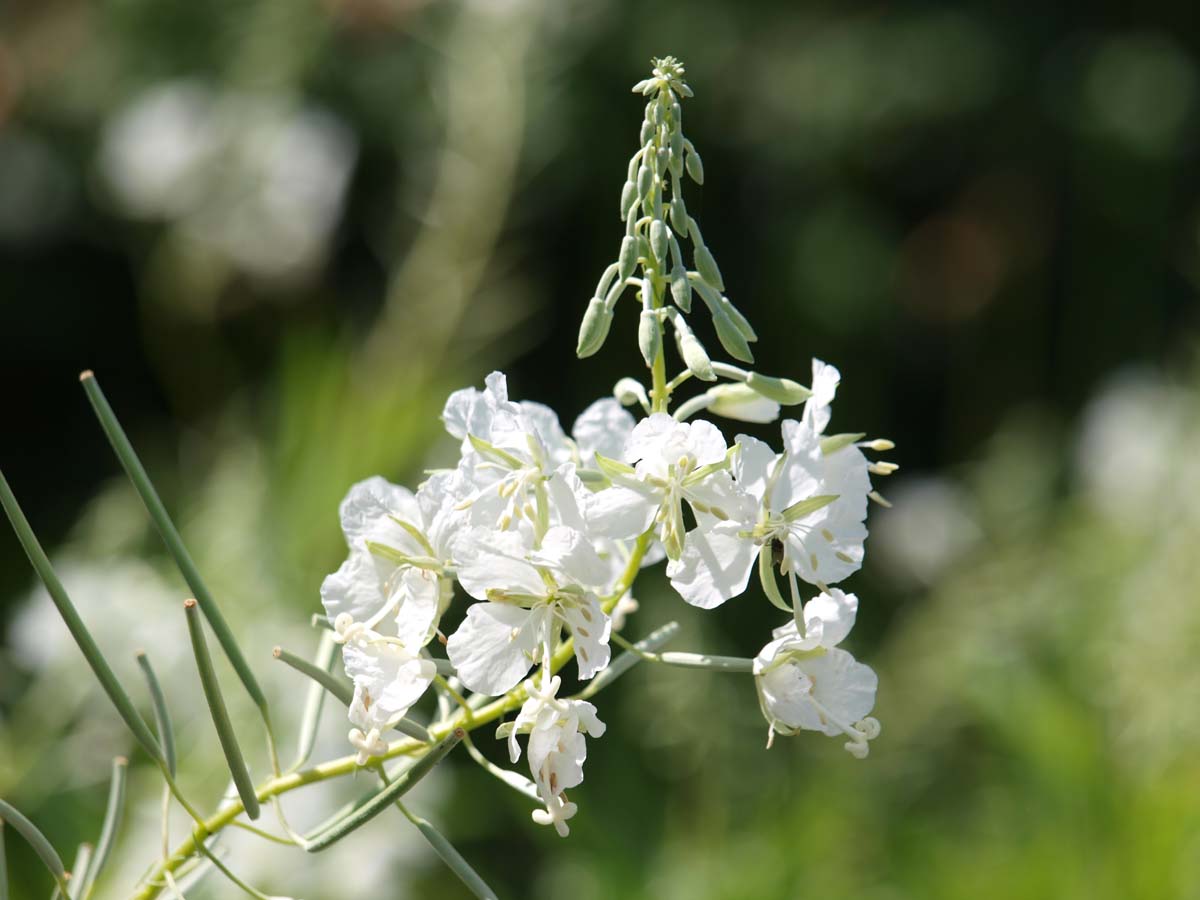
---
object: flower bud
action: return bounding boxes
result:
[631,79,652,95]
[685,145,704,184]
[649,219,668,265]
[637,164,653,203]
[618,236,638,281]
[613,377,649,408]
[620,180,637,219]
[640,119,654,145]
[695,244,725,292]
[638,309,663,368]
[746,372,813,405]
[720,295,757,341]
[676,326,716,382]
[711,305,754,363]
[576,297,614,358]
[669,196,688,234]
[670,263,692,312]
[705,383,780,423]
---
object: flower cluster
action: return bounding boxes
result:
[319,56,895,837]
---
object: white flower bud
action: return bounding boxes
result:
[672,316,715,381]
[670,196,688,233]
[670,263,691,312]
[637,163,652,200]
[640,119,653,145]
[638,309,663,368]
[746,372,812,405]
[705,383,780,423]
[620,180,637,219]
[618,236,638,281]
[694,244,725,292]
[685,145,704,184]
[576,297,614,358]
[613,377,649,409]
[720,295,756,341]
[631,78,652,94]
[649,219,668,264]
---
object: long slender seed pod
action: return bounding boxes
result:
[135,652,176,777]
[273,646,353,707]
[305,730,464,852]
[290,632,337,770]
[395,802,499,900]
[184,600,261,820]
[0,800,70,896]
[0,472,161,759]
[575,621,680,700]
[79,373,268,717]
[76,757,128,898]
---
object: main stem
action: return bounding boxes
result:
[130,533,653,900]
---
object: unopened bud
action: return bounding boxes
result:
[637,163,652,201]
[746,372,812,405]
[631,79,652,95]
[620,180,637,219]
[670,263,692,312]
[670,196,688,233]
[711,305,753,363]
[640,119,654,146]
[649,219,668,264]
[638,310,663,368]
[613,377,649,409]
[576,297,614,358]
[695,244,725,292]
[705,383,780,423]
[677,327,715,382]
[720,295,756,341]
[618,236,638,281]
[685,145,704,184]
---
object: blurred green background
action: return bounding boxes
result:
[3,0,1200,897]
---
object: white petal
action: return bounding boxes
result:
[584,485,658,540]
[559,594,611,680]
[684,418,730,467]
[320,552,388,624]
[572,399,635,464]
[453,527,544,600]
[624,412,677,465]
[339,477,422,552]
[733,435,777,503]
[393,567,443,652]
[803,358,840,435]
[344,641,436,731]
[803,588,858,649]
[667,522,758,610]
[446,602,540,695]
[803,648,877,733]
[518,401,571,464]
[442,371,511,441]
[533,527,610,591]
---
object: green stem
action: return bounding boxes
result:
[130,531,654,900]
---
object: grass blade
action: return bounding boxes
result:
[80,372,268,716]
[0,471,161,760]
[183,600,261,820]
[395,802,498,900]
[305,729,463,852]
[136,652,177,777]
[289,632,337,770]
[0,800,70,896]
[77,757,128,898]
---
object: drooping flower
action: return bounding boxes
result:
[343,638,437,765]
[753,589,880,757]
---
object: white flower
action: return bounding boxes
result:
[753,589,879,757]
[320,476,454,652]
[497,673,606,837]
[667,360,872,609]
[571,398,636,466]
[343,638,437,764]
[446,525,612,695]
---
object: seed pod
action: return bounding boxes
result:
[669,195,688,234]
[577,297,614,358]
[745,372,812,404]
[670,262,692,312]
[720,295,756,341]
[620,180,636,219]
[649,219,668,265]
[637,163,652,201]
[694,244,725,292]
[685,145,705,184]
[638,309,663,368]
[618,236,638,281]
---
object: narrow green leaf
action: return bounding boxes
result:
[65,843,92,899]
[136,652,176,777]
[781,494,839,522]
[273,646,353,707]
[305,729,464,852]
[0,471,160,759]
[0,800,70,896]
[80,373,268,715]
[184,600,261,820]
[77,757,127,899]
[398,803,498,900]
[820,432,866,455]
[290,632,337,771]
